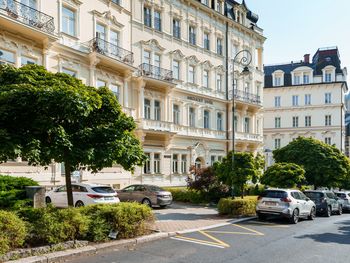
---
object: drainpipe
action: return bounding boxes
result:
[225,21,229,154]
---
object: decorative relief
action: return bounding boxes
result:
[186,55,199,65]
[91,10,124,28]
[140,39,165,52]
[168,49,185,60]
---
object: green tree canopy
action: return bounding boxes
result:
[261,162,306,188]
[273,137,350,189]
[0,65,146,206]
[213,151,261,198]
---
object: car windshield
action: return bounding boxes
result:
[261,190,287,198]
[147,185,165,192]
[336,193,347,199]
[91,186,115,193]
[304,192,324,199]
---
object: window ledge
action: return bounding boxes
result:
[60,32,79,41]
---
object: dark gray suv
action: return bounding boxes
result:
[304,190,342,217]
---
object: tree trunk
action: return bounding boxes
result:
[64,161,74,207]
[241,185,244,199]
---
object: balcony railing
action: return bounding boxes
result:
[0,0,55,34]
[235,132,263,142]
[230,89,261,105]
[138,63,173,82]
[89,37,134,65]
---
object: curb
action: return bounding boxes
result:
[6,217,255,263]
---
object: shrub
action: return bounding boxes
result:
[0,175,38,209]
[79,202,154,241]
[165,187,204,204]
[218,197,257,216]
[0,210,27,255]
[246,184,265,196]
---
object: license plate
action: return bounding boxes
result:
[104,197,113,200]
[265,201,276,206]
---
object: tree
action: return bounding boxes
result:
[260,162,306,188]
[273,137,350,189]
[213,151,260,198]
[0,65,147,206]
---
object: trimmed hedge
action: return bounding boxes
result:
[0,210,27,255]
[218,197,258,216]
[165,187,204,204]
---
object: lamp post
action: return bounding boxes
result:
[231,50,252,197]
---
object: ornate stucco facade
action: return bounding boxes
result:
[0,0,265,188]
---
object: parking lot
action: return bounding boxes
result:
[70,213,350,263]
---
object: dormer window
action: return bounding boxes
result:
[325,71,332,82]
[274,76,281,86]
[322,66,335,83]
[303,74,310,84]
[294,75,301,85]
[272,70,284,86]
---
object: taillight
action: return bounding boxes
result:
[280,197,292,202]
[87,194,103,199]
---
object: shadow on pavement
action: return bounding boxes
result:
[295,219,350,245]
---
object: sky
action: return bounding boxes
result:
[247,0,350,81]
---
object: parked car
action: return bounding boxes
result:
[45,183,120,208]
[117,184,172,208]
[335,191,350,211]
[304,190,342,216]
[256,189,316,224]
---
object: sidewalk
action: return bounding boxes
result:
[152,202,234,232]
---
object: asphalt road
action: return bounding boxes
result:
[69,213,350,263]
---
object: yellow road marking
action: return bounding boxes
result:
[246,222,290,228]
[173,235,227,248]
[205,230,262,236]
[198,231,230,248]
[232,224,264,236]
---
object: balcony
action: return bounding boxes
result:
[235,132,263,143]
[88,37,134,71]
[0,0,55,38]
[139,119,172,133]
[138,63,174,87]
[172,124,226,140]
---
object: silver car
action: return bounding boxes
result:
[256,189,316,224]
[335,191,350,211]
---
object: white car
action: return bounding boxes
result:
[45,183,120,208]
[256,189,316,224]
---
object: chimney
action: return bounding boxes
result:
[304,54,310,64]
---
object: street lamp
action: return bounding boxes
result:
[231,50,252,197]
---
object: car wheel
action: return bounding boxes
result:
[75,200,85,207]
[337,205,343,215]
[308,207,316,220]
[289,209,299,224]
[45,197,52,204]
[257,213,266,221]
[325,206,332,217]
[142,198,152,207]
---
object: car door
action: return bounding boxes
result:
[134,185,147,203]
[292,191,308,216]
[326,192,337,210]
[299,191,313,214]
[118,185,135,202]
[54,186,67,207]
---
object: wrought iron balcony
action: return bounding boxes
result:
[138,63,173,82]
[0,0,55,34]
[230,89,261,105]
[89,37,134,65]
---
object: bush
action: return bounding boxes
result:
[0,210,27,255]
[246,184,265,196]
[0,175,39,209]
[165,187,205,204]
[218,197,257,216]
[79,202,154,241]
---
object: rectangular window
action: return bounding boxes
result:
[274,96,281,107]
[21,56,37,66]
[304,94,311,105]
[325,137,332,145]
[189,26,196,45]
[216,74,222,92]
[0,49,15,64]
[189,107,195,127]
[216,1,222,12]
[234,116,238,132]
[274,138,281,149]
[203,70,209,88]
[173,104,180,124]
[154,54,161,76]
[173,60,180,80]
[144,153,151,174]
[294,75,301,85]
[217,38,223,55]
[211,156,216,166]
[305,116,311,127]
[110,30,119,46]
[325,115,331,126]
[144,7,152,27]
[303,74,310,84]
[154,10,161,31]
[110,84,120,101]
[144,99,151,119]
[62,6,76,36]
[143,50,151,64]
[325,93,332,104]
[292,116,299,128]
[172,154,178,173]
[292,95,299,106]
[154,153,160,174]
[181,155,187,174]
[275,117,281,128]
[62,67,76,77]
[96,79,106,87]
[244,117,250,133]
[204,110,210,129]
[325,72,332,82]
[173,19,181,39]
[154,100,161,121]
[204,32,210,50]
[217,112,223,131]
[96,23,106,39]
[274,76,281,86]
[188,65,195,83]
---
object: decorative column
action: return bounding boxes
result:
[123,75,130,108]
[150,152,154,174]
[139,84,145,119]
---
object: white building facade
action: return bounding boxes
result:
[263,48,348,162]
[0,0,265,188]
